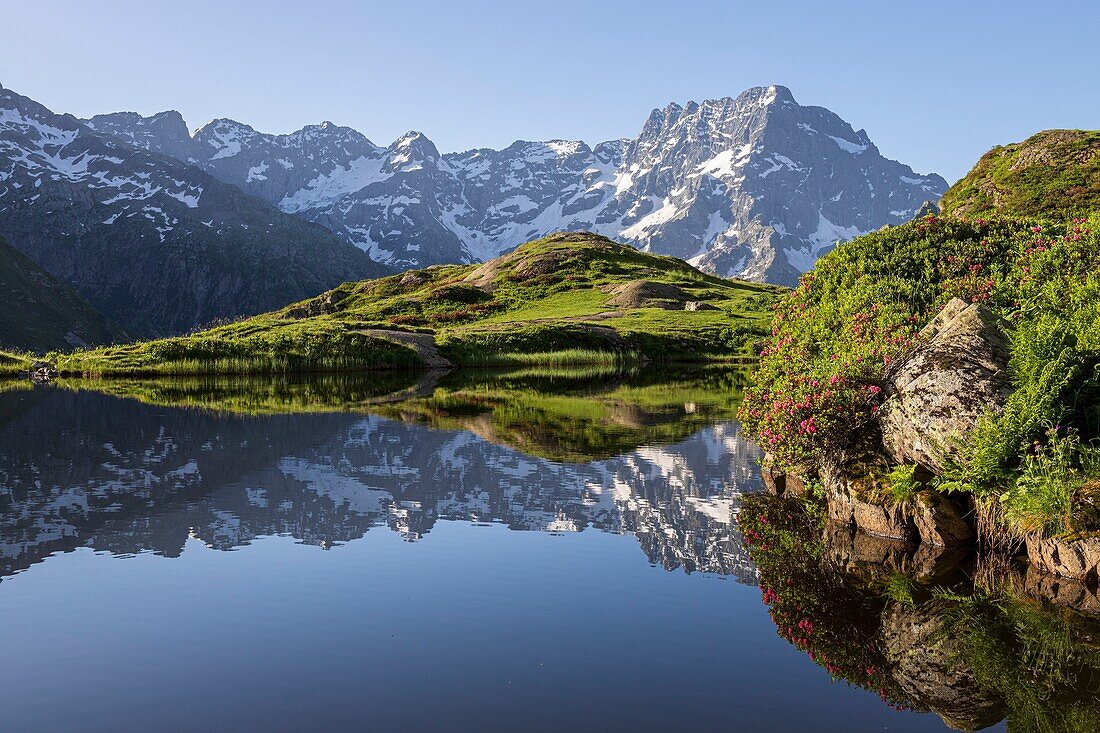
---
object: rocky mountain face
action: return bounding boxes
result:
[0,233,127,351]
[88,86,946,285]
[0,84,388,337]
[0,388,762,583]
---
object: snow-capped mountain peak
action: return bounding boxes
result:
[83,85,947,285]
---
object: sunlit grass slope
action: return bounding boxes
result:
[52,232,784,376]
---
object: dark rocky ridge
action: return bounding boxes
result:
[0,233,127,350]
[0,83,389,338]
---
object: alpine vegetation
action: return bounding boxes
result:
[742,129,1100,579]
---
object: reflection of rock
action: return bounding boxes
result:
[753,495,1100,731]
[1024,565,1100,615]
[823,521,970,585]
[881,601,1007,732]
[1026,533,1100,581]
[879,299,1011,473]
[824,521,913,569]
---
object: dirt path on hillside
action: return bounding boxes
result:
[355,329,453,369]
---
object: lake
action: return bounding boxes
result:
[0,369,1043,731]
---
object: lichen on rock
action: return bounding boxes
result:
[879,298,1012,473]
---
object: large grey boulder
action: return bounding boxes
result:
[879,298,1012,473]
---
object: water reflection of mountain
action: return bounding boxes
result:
[0,387,762,583]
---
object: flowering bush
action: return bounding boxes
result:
[740,215,1033,469]
[739,496,913,709]
[740,212,1100,537]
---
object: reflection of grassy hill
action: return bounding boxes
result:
[50,366,751,462]
[54,372,421,415]
[373,368,751,462]
[51,233,783,376]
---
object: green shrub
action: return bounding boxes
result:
[740,215,1033,467]
[1000,427,1100,535]
[741,213,1100,537]
[886,463,921,504]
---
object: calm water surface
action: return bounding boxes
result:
[0,371,1000,732]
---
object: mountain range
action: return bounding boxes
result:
[0,83,388,337]
[0,81,946,343]
[84,85,946,286]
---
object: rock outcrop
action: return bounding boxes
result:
[605,280,686,310]
[909,491,974,547]
[879,298,1012,473]
[822,462,974,547]
[761,458,811,498]
[822,456,913,542]
[1026,533,1100,581]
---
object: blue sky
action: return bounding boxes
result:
[4,0,1097,181]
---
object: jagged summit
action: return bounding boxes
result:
[79,85,946,285]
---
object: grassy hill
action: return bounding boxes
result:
[0,234,128,353]
[941,129,1100,219]
[0,350,33,377]
[740,128,1100,547]
[50,232,783,376]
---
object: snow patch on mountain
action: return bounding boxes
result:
[81,85,947,286]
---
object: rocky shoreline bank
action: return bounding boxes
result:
[761,297,1100,590]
